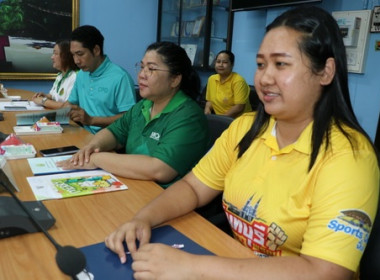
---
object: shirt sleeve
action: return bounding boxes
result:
[232,75,250,105]
[301,148,379,271]
[114,72,136,112]
[107,109,132,147]
[152,104,210,176]
[205,76,215,102]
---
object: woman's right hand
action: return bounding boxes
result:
[204,101,213,115]
[69,144,100,167]
[105,219,152,264]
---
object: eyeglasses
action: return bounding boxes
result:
[135,62,171,77]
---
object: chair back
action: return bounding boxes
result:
[206,114,233,148]
[196,114,233,235]
[360,187,380,279]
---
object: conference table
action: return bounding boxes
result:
[0,89,253,279]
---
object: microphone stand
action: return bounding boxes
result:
[0,170,87,279]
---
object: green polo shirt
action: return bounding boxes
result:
[107,90,209,188]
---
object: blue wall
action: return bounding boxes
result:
[2,0,379,140]
[232,0,380,141]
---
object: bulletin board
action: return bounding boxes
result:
[332,10,372,74]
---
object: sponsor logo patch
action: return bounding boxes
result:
[327,209,372,251]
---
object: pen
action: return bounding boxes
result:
[125,243,185,254]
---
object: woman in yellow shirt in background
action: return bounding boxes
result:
[204,50,252,118]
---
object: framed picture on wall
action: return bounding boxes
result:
[181,44,197,65]
[171,21,180,37]
[0,0,79,80]
[192,16,205,37]
[182,21,195,37]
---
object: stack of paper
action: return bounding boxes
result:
[0,134,36,159]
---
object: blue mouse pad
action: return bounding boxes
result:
[80,225,213,279]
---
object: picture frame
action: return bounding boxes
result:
[171,21,180,37]
[182,21,195,37]
[0,0,79,80]
[181,44,197,65]
[192,16,205,37]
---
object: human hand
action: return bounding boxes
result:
[204,101,213,115]
[32,92,45,99]
[31,93,47,105]
[105,219,151,264]
[131,243,195,280]
[56,145,99,169]
[69,105,93,126]
[31,96,43,105]
[56,155,97,170]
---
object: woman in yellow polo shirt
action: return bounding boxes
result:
[105,6,379,279]
[204,50,252,118]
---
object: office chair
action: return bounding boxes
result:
[205,114,233,148]
[196,114,233,235]
[359,184,380,279]
[196,86,207,110]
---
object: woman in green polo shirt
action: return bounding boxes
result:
[58,41,209,188]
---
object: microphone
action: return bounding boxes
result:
[0,168,87,279]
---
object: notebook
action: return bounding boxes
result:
[80,225,213,279]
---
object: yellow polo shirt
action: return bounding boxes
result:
[193,112,379,272]
[205,72,252,116]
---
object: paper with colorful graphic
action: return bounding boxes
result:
[27,170,128,201]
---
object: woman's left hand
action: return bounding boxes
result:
[31,96,44,105]
[131,243,195,280]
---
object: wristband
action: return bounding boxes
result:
[41,97,48,106]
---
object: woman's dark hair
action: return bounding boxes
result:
[238,5,379,169]
[70,25,104,56]
[56,39,78,72]
[146,41,200,100]
[216,50,235,65]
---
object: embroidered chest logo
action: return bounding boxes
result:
[150,132,160,141]
[327,209,372,252]
[224,195,288,257]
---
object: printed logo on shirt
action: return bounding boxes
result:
[98,87,109,93]
[150,132,160,141]
[327,209,372,252]
[223,195,288,257]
